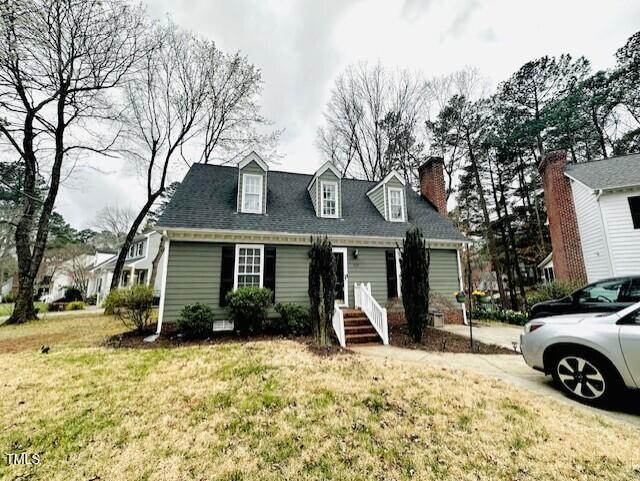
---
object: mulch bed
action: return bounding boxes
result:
[105,325,352,357]
[389,325,517,355]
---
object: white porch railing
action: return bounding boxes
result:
[332,306,346,347]
[354,282,389,345]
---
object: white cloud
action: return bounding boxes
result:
[54,0,640,227]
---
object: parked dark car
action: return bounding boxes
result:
[529,276,640,320]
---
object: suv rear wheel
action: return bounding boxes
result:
[550,350,619,406]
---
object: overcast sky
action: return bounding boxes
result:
[56,0,640,229]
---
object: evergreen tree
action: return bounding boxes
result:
[400,228,430,343]
[308,237,337,348]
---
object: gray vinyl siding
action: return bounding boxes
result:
[428,249,461,299]
[368,186,386,219]
[163,241,224,323]
[317,170,342,218]
[237,160,267,214]
[161,241,462,322]
[274,245,309,304]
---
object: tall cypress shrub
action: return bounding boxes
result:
[400,227,431,342]
[308,237,337,347]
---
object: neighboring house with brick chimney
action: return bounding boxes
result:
[152,152,467,345]
[539,151,640,284]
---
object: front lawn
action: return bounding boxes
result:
[0,301,48,317]
[1,315,639,480]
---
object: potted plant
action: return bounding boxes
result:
[454,291,466,303]
[472,289,491,304]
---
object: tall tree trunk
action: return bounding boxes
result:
[109,195,160,291]
[488,164,517,310]
[149,235,166,287]
[465,130,507,307]
[499,186,528,311]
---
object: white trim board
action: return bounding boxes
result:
[233,244,265,290]
[156,237,171,334]
[161,227,470,249]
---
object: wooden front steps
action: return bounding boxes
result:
[342,308,382,345]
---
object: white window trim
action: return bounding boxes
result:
[388,187,405,222]
[395,248,402,297]
[233,244,265,290]
[320,180,339,218]
[241,173,263,214]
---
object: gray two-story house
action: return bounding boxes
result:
[154,152,468,345]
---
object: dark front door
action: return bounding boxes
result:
[333,251,345,305]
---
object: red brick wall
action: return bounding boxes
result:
[539,151,587,284]
[418,157,447,215]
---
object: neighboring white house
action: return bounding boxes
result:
[88,231,165,304]
[41,251,114,303]
[541,152,640,284]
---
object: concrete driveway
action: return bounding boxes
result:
[439,322,523,351]
[353,344,640,428]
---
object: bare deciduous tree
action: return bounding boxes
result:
[0,0,150,323]
[317,62,430,181]
[109,24,209,291]
[95,205,136,242]
[110,23,274,291]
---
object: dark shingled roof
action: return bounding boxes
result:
[156,164,467,242]
[565,153,640,190]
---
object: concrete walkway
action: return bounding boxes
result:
[353,344,640,428]
[440,322,523,351]
[0,306,105,325]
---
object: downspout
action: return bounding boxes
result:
[156,231,171,335]
[456,246,469,325]
[595,189,615,277]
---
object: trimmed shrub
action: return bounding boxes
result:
[308,237,336,347]
[177,303,215,338]
[269,303,311,335]
[226,287,273,333]
[103,284,154,331]
[526,280,583,306]
[400,227,430,343]
[66,301,85,311]
[471,307,529,326]
[85,295,97,306]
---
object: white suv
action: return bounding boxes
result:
[520,302,640,405]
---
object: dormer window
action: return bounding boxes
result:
[242,174,263,213]
[366,170,407,222]
[237,151,268,214]
[388,187,405,222]
[321,181,338,218]
[308,161,342,218]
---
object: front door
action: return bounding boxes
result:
[332,248,348,307]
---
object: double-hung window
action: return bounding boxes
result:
[321,181,338,217]
[388,187,405,222]
[242,174,263,213]
[234,245,264,289]
[136,242,144,257]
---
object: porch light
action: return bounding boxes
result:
[353,249,358,259]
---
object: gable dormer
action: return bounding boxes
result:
[366,171,407,222]
[307,161,342,218]
[237,152,268,214]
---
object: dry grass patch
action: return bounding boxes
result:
[1,315,639,480]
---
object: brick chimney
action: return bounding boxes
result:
[539,151,587,283]
[418,156,447,215]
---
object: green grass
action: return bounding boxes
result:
[0,301,48,317]
[1,315,639,480]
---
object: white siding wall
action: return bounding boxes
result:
[571,181,612,282]
[599,187,640,277]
